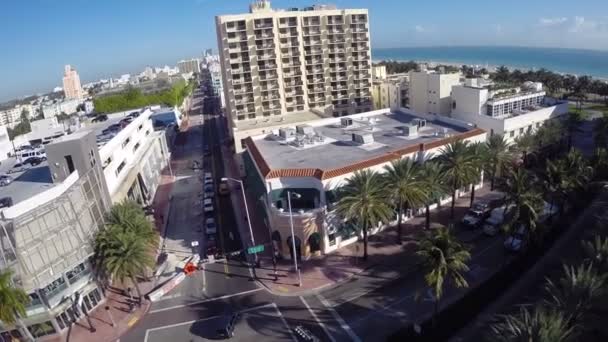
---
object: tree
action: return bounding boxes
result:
[436,140,477,220]
[501,168,544,243]
[383,158,426,244]
[544,263,606,327]
[593,113,608,148]
[416,226,471,326]
[336,170,392,260]
[582,236,608,273]
[486,135,513,191]
[489,305,577,342]
[0,270,34,341]
[514,131,536,165]
[93,201,158,301]
[421,161,448,230]
[467,142,489,207]
[564,111,586,151]
[591,148,608,181]
[494,65,510,83]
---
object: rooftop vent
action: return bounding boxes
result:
[278,127,296,140]
[296,124,314,135]
[412,118,426,128]
[340,117,353,127]
[352,132,374,145]
[399,124,418,137]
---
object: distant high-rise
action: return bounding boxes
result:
[62,65,84,99]
[216,0,372,142]
[177,58,202,74]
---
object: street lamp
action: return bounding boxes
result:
[221,177,255,249]
[287,191,302,287]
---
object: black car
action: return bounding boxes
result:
[92,114,108,122]
[128,111,140,118]
[0,197,13,209]
[23,157,44,166]
[216,314,239,339]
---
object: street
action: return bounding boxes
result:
[120,87,511,342]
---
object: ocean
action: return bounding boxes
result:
[371,46,608,78]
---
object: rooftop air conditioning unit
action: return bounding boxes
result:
[340,117,353,127]
[279,127,296,140]
[399,124,418,137]
[412,118,426,128]
[296,124,315,135]
[352,132,374,145]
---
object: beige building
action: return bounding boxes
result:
[408,69,461,116]
[62,65,84,100]
[372,73,408,111]
[177,58,202,74]
[216,0,373,151]
[371,64,386,81]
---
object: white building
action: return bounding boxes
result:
[241,108,486,258]
[409,69,461,116]
[0,104,34,126]
[208,62,225,107]
[371,65,387,81]
[372,73,409,111]
[216,0,373,144]
[0,126,12,161]
[450,79,568,141]
[42,99,82,119]
[84,100,95,114]
[177,58,202,75]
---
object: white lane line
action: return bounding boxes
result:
[317,294,362,342]
[300,296,336,342]
[271,303,298,342]
[149,288,263,313]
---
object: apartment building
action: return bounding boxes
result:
[42,98,81,118]
[62,65,84,100]
[241,108,486,259]
[372,73,409,111]
[409,69,461,116]
[451,79,568,141]
[0,104,34,126]
[177,58,202,74]
[216,0,373,149]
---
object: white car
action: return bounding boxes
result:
[483,206,510,236]
[504,226,526,252]
[205,218,217,234]
[461,202,490,229]
[204,184,214,198]
[203,198,214,213]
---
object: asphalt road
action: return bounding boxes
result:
[121,89,511,342]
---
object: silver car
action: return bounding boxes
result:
[0,175,12,186]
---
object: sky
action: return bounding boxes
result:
[1,0,608,102]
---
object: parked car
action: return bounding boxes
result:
[92,114,108,122]
[504,226,526,252]
[128,111,140,118]
[204,184,214,198]
[461,202,491,229]
[0,197,13,208]
[204,176,214,186]
[0,175,12,186]
[120,117,133,125]
[219,181,230,196]
[9,162,31,174]
[483,206,512,236]
[216,314,239,339]
[203,198,214,213]
[205,218,217,234]
[23,156,44,166]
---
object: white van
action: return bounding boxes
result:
[17,150,46,160]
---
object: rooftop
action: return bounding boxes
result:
[247,110,483,179]
[0,158,54,206]
[234,110,326,132]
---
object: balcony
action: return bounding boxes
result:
[350,24,368,33]
[302,20,321,27]
[305,59,324,65]
[304,40,322,46]
[284,81,303,88]
[306,68,324,75]
[256,44,274,50]
[303,29,322,36]
[255,33,274,40]
[254,22,273,29]
[227,34,248,42]
[307,78,324,85]
[234,88,254,95]
[257,54,276,61]
[231,68,252,74]
[235,96,255,104]
[226,24,247,32]
[258,64,278,71]
[308,87,325,94]
[304,49,323,56]
[285,90,304,97]
[259,73,278,81]
[261,94,280,102]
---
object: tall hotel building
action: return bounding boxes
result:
[216,0,372,150]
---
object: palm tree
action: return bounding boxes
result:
[542,160,568,217]
[383,158,427,244]
[416,226,471,325]
[421,161,448,230]
[514,131,536,165]
[544,263,606,327]
[467,142,489,207]
[501,168,544,243]
[94,228,156,302]
[105,200,158,246]
[564,111,587,151]
[0,270,34,341]
[336,170,392,260]
[489,305,577,342]
[593,113,608,148]
[591,148,608,181]
[436,140,477,220]
[582,236,608,273]
[486,135,513,191]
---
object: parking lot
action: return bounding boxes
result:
[143,303,295,342]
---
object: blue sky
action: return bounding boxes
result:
[1,0,608,101]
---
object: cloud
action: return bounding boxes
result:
[414,25,426,33]
[538,17,568,26]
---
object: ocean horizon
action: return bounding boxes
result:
[371,46,608,79]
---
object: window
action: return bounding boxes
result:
[519,127,524,134]
[115,160,126,176]
[138,124,143,131]
[66,262,89,285]
[64,155,75,173]
[122,138,130,148]
[145,130,150,136]
[28,321,56,338]
[241,139,247,149]
[510,131,515,138]
[133,142,140,152]
[103,157,112,168]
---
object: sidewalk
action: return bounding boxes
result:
[255,186,496,296]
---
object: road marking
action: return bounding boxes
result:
[201,263,206,293]
[317,294,362,342]
[149,288,263,313]
[127,316,139,327]
[300,296,336,342]
[144,303,293,342]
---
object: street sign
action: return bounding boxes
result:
[247,245,265,254]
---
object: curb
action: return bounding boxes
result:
[109,300,153,342]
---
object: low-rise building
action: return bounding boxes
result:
[409,69,461,116]
[42,99,82,119]
[372,73,409,111]
[177,58,202,75]
[241,109,486,259]
[450,79,568,141]
[0,104,34,126]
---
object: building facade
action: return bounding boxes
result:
[62,65,84,100]
[42,99,81,119]
[240,109,486,259]
[408,69,461,116]
[0,104,34,126]
[216,1,373,143]
[177,58,202,75]
[372,74,408,111]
